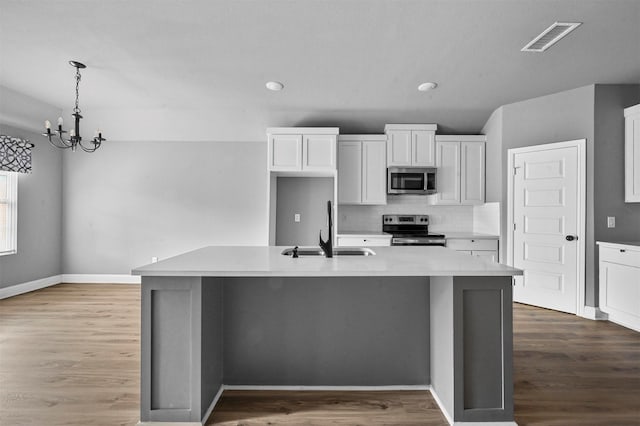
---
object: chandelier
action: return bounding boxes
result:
[43,61,105,152]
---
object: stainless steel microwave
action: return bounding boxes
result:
[387,167,437,195]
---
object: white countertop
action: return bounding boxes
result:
[132,246,521,277]
[596,241,640,250]
[443,232,499,240]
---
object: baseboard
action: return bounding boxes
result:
[580,306,609,320]
[0,274,141,299]
[61,274,141,284]
[201,385,225,425]
[429,386,454,424]
[222,384,431,391]
[137,385,517,426]
[0,274,62,299]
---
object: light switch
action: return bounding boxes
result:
[294,213,301,223]
[607,216,615,228]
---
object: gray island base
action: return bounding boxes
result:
[132,246,522,426]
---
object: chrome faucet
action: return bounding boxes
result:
[319,200,333,258]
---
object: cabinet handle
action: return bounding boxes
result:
[471,239,475,242]
[620,249,626,253]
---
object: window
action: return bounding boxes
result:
[0,171,18,255]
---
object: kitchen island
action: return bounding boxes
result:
[133,246,522,425]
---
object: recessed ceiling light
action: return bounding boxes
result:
[418,82,438,92]
[266,81,284,91]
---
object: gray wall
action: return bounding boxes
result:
[593,85,640,303]
[275,177,334,246]
[0,124,63,288]
[500,85,596,305]
[62,141,268,274]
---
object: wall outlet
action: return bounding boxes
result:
[607,216,615,228]
[294,213,301,223]
[151,256,158,263]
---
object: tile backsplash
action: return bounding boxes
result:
[337,196,474,233]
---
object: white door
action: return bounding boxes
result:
[511,143,582,314]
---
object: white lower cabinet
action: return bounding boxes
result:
[598,243,640,332]
[336,235,391,247]
[446,238,498,263]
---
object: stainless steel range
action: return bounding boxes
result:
[382,214,446,246]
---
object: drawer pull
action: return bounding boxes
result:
[620,249,626,253]
[471,239,475,242]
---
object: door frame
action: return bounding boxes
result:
[506,139,586,316]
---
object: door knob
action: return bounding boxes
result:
[565,235,578,241]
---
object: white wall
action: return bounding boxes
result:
[62,140,268,274]
[481,107,503,203]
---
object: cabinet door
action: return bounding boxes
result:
[599,261,640,331]
[303,134,336,171]
[362,140,387,205]
[435,141,461,204]
[625,109,640,202]
[412,130,435,167]
[386,130,412,166]
[337,141,362,204]
[461,142,485,205]
[270,134,302,171]
[473,250,498,263]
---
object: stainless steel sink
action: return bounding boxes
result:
[281,247,376,257]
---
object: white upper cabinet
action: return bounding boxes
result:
[269,134,302,171]
[362,140,387,204]
[435,140,461,204]
[338,135,387,205]
[385,124,437,167]
[625,104,640,202]
[267,128,338,173]
[337,141,362,204]
[412,130,436,166]
[461,141,486,204]
[435,135,486,205]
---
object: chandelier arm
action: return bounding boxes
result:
[47,134,74,149]
[78,140,100,153]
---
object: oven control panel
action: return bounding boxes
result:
[382,214,429,225]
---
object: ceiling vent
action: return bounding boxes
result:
[521,22,582,52]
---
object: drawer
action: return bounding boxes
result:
[599,246,640,267]
[337,236,391,247]
[473,250,498,263]
[446,238,498,251]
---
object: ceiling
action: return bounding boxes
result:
[1,0,639,141]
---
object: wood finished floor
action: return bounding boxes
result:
[1,284,639,426]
